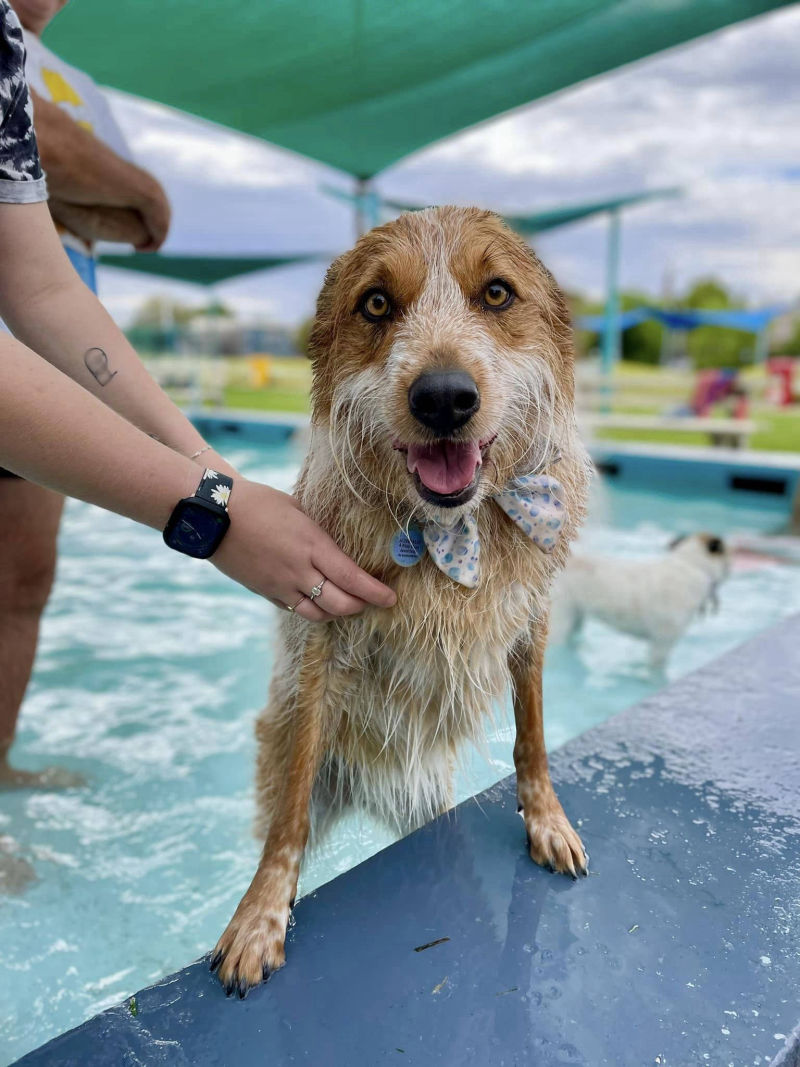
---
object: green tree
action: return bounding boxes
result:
[681,278,734,311]
[194,300,234,320]
[771,315,800,356]
[131,295,197,328]
[619,290,663,365]
[569,289,663,364]
[678,278,753,369]
[294,316,314,358]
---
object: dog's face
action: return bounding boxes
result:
[670,532,731,579]
[309,207,576,521]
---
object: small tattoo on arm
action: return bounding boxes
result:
[84,347,117,386]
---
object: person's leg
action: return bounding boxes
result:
[0,476,82,788]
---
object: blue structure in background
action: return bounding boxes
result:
[14,616,800,1066]
[592,440,800,511]
[577,305,786,334]
[577,304,787,370]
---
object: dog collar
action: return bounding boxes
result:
[390,474,567,588]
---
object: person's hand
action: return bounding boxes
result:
[133,174,171,252]
[49,200,151,246]
[211,479,396,622]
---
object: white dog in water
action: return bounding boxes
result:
[549,533,730,668]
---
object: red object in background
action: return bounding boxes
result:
[690,368,738,416]
[692,369,716,416]
[732,390,749,419]
[767,357,796,407]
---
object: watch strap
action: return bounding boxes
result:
[194,468,233,511]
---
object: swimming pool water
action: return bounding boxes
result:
[2,440,799,1064]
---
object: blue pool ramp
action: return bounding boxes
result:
[593,440,800,517]
[13,615,800,1066]
[188,407,309,445]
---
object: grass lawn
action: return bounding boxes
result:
[223,386,310,413]
[596,407,800,451]
[222,356,312,412]
[750,410,800,451]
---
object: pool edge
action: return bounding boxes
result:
[12,613,800,1067]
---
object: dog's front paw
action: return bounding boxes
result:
[518,800,588,879]
[210,902,290,998]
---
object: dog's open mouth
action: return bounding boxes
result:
[393,435,496,507]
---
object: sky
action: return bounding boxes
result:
[97,5,800,328]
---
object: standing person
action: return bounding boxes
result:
[1,0,169,787]
[18,0,172,260]
[0,0,396,790]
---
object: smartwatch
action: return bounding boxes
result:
[163,468,233,559]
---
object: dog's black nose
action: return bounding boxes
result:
[408,371,480,435]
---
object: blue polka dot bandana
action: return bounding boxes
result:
[422,474,566,588]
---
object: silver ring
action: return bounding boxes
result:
[287,596,306,613]
[308,578,327,602]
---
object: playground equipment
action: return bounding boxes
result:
[687,368,749,418]
[767,356,798,407]
[248,356,273,388]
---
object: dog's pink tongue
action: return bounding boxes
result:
[407,440,481,494]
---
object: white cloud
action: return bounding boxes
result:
[107,91,323,190]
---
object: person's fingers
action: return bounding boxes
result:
[290,571,365,618]
[309,580,367,617]
[134,235,160,253]
[139,203,170,250]
[292,597,332,623]
[312,540,396,608]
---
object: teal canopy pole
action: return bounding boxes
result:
[754,325,770,364]
[355,178,380,238]
[601,208,622,408]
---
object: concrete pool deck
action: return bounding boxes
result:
[13,614,800,1066]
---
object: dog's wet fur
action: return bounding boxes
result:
[212,207,592,995]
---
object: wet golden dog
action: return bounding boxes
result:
[212,206,591,996]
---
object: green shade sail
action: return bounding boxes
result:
[45,1,791,178]
[503,188,680,235]
[98,252,324,285]
[323,185,679,231]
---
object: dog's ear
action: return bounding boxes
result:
[668,534,687,550]
[307,254,346,365]
[707,537,725,555]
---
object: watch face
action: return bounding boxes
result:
[164,500,229,559]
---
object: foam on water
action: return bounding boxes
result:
[1,441,798,1064]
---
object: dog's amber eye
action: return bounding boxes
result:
[482,280,514,310]
[360,290,392,321]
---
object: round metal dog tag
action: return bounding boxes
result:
[390,524,425,567]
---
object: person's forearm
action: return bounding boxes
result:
[31,90,161,210]
[0,201,231,476]
[6,275,213,459]
[0,332,200,530]
[0,206,211,462]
